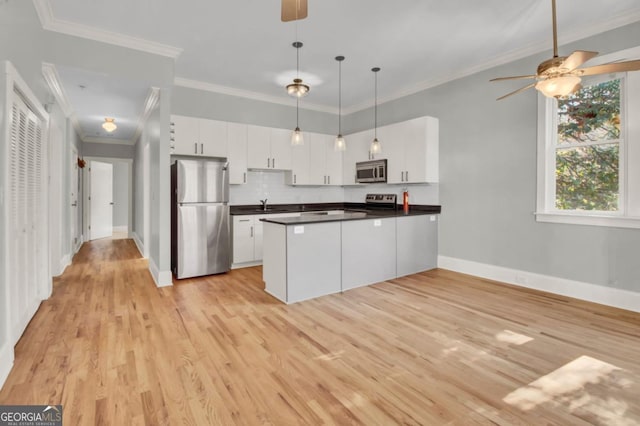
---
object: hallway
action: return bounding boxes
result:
[1,239,640,425]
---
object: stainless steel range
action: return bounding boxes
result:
[365,193,397,210]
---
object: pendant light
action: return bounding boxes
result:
[102,117,117,133]
[286,41,310,98]
[370,67,382,154]
[291,97,304,145]
[334,56,346,151]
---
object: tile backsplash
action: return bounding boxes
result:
[230,170,440,206]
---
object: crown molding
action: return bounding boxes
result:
[41,62,85,139]
[83,136,135,146]
[174,77,338,114]
[344,9,640,114]
[131,87,160,144]
[32,0,182,58]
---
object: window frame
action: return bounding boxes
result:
[536,46,640,229]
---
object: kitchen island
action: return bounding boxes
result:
[262,208,439,304]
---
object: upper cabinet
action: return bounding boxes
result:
[171,115,228,157]
[288,133,342,186]
[342,129,374,185]
[247,125,292,171]
[227,122,248,184]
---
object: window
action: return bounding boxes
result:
[536,47,640,229]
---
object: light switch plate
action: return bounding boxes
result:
[374,219,382,227]
[294,226,304,234]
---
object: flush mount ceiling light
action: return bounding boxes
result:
[370,67,382,155]
[102,117,117,133]
[286,42,310,98]
[334,56,346,152]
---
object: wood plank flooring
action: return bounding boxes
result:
[1,238,640,425]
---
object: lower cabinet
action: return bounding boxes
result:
[232,213,300,267]
[396,214,438,277]
[342,218,397,290]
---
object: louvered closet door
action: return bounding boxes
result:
[8,91,47,342]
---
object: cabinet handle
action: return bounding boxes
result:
[272,158,275,169]
[250,226,254,237]
[243,172,247,183]
[405,171,409,181]
[194,143,198,154]
[294,174,297,184]
[201,143,203,154]
[267,158,270,168]
[401,171,404,182]
[328,175,331,185]
[239,219,250,222]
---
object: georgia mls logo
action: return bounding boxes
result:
[0,404,63,425]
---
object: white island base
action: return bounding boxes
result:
[262,214,438,304]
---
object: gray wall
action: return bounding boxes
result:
[133,134,145,246]
[82,142,135,159]
[112,162,129,227]
[172,86,337,134]
[344,22,640,292]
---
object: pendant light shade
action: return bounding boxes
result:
[291,97,304,146]
[334,55,346,152]
[286,42,310,98]
[102,117,117,133]
[370,67,381,154]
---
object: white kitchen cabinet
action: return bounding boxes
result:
[228,122,248,184]
[342,129,373,185]
[396,214,438,276]
[232,212,301,267]
[232,216,255,264]
[247,125,292,170]
[171,115,228,157]
[288,142,310,185]
[381,116,439,184]
[307,133,343,186]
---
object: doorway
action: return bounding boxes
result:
[84,157,133,241]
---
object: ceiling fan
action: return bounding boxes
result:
[491,0,640,100]
[281,0,308,22]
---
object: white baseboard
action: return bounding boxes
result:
[148,256,173,287]
[438,256,640,313]
[113,226,128,234]
[131,232,145,258]
[231,260,262,269]
[58,253,71,276]
[0,343,14,390]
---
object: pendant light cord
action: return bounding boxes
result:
[338,60,342,134]
[296,97,299,127]
[374,70,378,139]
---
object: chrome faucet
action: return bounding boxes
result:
[259,198,268,211]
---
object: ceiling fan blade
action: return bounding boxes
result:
[281,0,308,22]
[490,75,537,82]
[576,60,640,77]
[496,83,536,101]
[561,50,598,71]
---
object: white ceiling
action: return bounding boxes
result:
[35,0,640,142]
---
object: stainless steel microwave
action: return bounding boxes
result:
[356,159,387,183]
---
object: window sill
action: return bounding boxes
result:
[535,212,640,229]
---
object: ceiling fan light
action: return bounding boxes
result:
[334,134,346,151]
[102,118,117,132]
[291,127,304,146]
[535,75,582,98]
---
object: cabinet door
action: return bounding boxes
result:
[200,119,228,157]
[290,141,310,185]
[307,133,327,185]
[324,134,343,186]
[342,130,372,185]
[253,215,265,260]
[172,115,200,156]
[404,116,439,183]
[269,128,292,170]
[378,121,405,184]
[396,215,438,276]
[228,123,248,184]
[232,216,255,264]
[247,125,271,169]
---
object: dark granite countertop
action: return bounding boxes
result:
[231,202,441,217]
[259,205,440,226]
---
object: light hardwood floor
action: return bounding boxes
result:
[1,238,639,425]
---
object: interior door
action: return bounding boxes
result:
[70,147,79,251]
[90,161,113,240]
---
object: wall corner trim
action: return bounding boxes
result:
[149,256,172,288]
[437,255,640,314]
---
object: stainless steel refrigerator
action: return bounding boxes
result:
[171,159,231,279]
